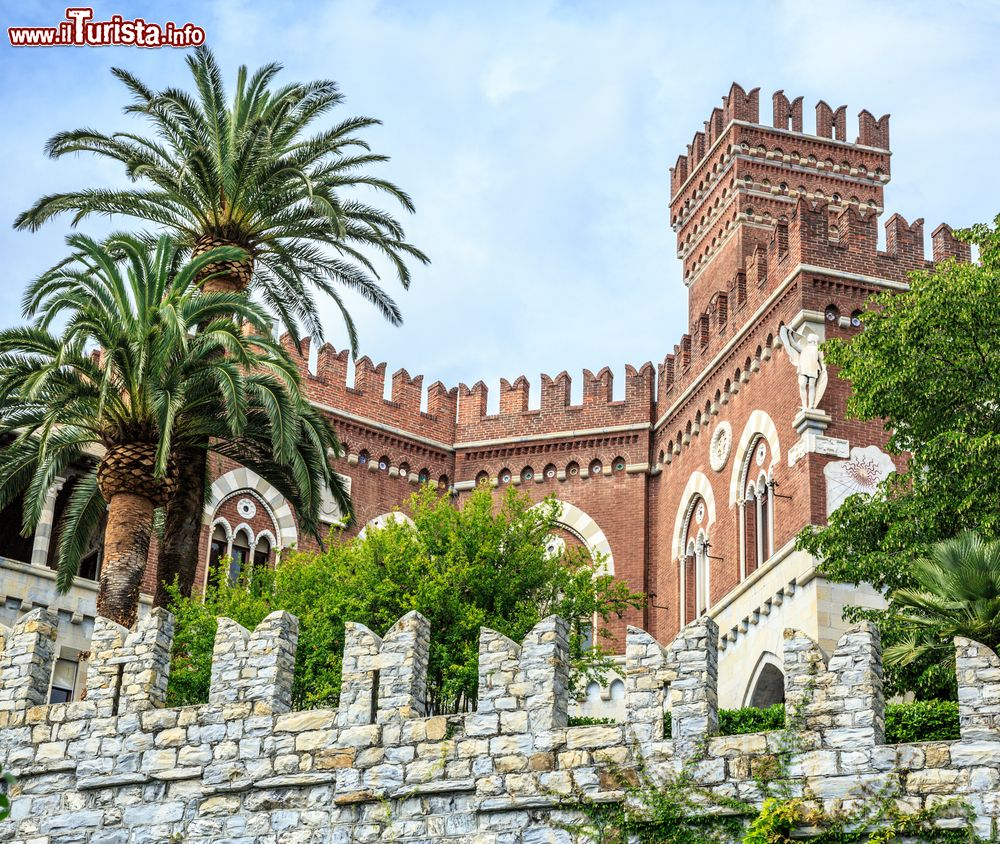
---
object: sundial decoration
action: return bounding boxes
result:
[823,445,896,516]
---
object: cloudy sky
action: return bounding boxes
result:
[2,1,998,411]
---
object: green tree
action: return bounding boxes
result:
[167,484,645,712]
[798,215,1000,697]
[0,233,345,626]
[883,532,1000,684]
[16,46,426,604]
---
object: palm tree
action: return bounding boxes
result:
[883,531,1000,680]
[16,46,425,596]
[0,234,349,626]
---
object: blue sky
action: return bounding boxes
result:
[2,1,999,410]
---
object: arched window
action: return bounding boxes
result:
[740,437,775,576]
[208,524,229,577]
[253,535,271,568]
[230,529,252,584]
[680,495,711,626]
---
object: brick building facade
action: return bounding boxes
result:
[0,83,971,711]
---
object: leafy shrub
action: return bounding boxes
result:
[884,699,960,743]
[718,703,786,735]
[168,485,644,712]
[714,700,959,743]
[568,716,617,727]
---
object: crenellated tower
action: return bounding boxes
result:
[670,83,892,326]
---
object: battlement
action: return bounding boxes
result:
[681,195,969,295]
[456,364,656,442]
[670,83,891,198]
[278,333,458,445]
[655,200,970,415]
[783,198,969,282]
[2,608,999,839]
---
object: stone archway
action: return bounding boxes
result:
[744,651,786,708]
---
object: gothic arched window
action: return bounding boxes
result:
[680,496,711,626]
[740,436,775,577]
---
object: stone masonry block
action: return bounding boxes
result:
[338,611,430,727]
[0,607,57,713]
[209,610,298,715]
[666,616,719,759]
[377,611,430,724]
[783,622,884,749]
[624,626,674,744]
[85,608,174,717]
[518,615,569,733]
[477,628,521,718]
[955,637,1000,742]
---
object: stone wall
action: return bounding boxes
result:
[1,606,998,842]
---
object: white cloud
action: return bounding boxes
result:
[2,0,998,405]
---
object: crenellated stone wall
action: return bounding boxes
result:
[0,606,999,842]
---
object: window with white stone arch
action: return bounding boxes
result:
[740,438,775,577]
[357,511,415,539]
[730,412,780,581]
[673,472,717,628]
[530,500,615,650]
[203,469,298,589]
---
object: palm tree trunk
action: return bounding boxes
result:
[154,236,256,603]
[155,236,256,603]
[155,446,209,608]
[97,492,155,628]
[192,234,254,294]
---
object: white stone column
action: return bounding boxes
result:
[30,478,65,567]
[754,488,764,568]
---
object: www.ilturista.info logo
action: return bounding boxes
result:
[8,7,206,48]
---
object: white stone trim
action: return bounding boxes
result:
[210,518,233,544]
[254,529,278,552]
[231,523,255,549]
[672,471,718,561]
[729,411,781,507]
[743,650,784,707]
[30,478,66,567]
[531,500,614,577]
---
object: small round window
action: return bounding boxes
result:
[590,460,602,476]
[545,465,556,479]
